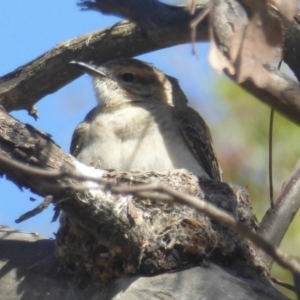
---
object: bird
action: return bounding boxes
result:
[69,58,222,181]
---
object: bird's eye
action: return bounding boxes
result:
[122,73,135,82]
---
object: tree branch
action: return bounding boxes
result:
[0,2,208,113]
[1,0,300,128]
[258,157,300,269]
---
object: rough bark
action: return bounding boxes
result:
[1,0,300,126]
[0,226,288,300]
[0,3,208,113]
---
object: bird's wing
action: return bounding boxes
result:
[70,122,88,157]
[175,107,222,181]
[70,107,98,157]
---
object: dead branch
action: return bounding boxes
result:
[258,157,300,269]
[0,2,208,113]
[15,195,54,223]
[0,0,300,128]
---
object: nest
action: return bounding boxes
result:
[55,169,263,283]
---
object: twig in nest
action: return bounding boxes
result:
[271,277,295,292]
[0,154,61,178]
[112,182,300,276]
[15,195,53,223]
[0,153,106,184]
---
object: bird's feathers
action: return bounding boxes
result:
[175,107,222,181]
[70,58,222,181]
[70,107,98,157]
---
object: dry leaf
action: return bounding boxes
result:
[230,3,283,86]
[208,0,286,87]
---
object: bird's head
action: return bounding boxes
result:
[70,58,187,108]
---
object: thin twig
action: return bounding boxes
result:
[268,60,282,208]
[0,154,61,178]
[187,0,197,15]
[190,3,211,55]
[15,196,53,223]
[271,277,295,292]
[0,153,106,184]
[269,108,274,208]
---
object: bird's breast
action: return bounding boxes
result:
[76,105,208,178]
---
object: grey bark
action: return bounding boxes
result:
[0,226,288,300]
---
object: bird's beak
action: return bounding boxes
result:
[69,61,106,77]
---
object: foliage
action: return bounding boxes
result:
[212,76,300,298]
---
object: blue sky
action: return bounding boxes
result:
[0,1,222,237]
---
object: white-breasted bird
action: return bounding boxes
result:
[70,58,222,181]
